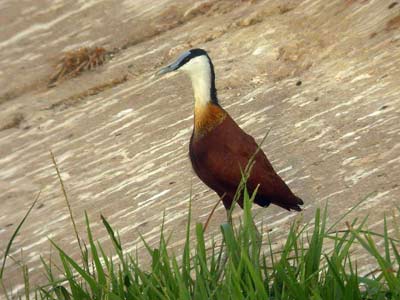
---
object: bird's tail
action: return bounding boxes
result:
[275,196,304,212]
[254,194,304,211]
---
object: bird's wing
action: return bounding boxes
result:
[199,115,298,207]
[198,115,272,190]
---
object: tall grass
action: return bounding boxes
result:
[1,152,399,299]
[1,187,399,299]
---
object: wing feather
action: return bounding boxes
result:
[190,113,303,210]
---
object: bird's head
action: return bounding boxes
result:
[157,48,212,77]
[157,48,218,104]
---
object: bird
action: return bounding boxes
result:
[157,48,303,218]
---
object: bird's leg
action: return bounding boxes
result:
[226,208,233,225]
[252,217,262,247]
[218,193,233,225]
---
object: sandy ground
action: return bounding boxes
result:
[1,0,400,297]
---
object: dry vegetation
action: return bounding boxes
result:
[386,14,400,31]
[48,47,109,87]
[0,112,25,131]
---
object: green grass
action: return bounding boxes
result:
[1,154,399,299]
[1,187,400,300]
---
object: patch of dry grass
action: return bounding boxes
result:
[48,47,109,87]
[0,113,25,131]
[386,15,400,31]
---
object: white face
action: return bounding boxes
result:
[180,55,211,78]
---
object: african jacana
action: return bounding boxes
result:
[158,48,303,217]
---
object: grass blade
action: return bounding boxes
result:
[0,191,40,280]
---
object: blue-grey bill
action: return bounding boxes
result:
[156,50,191,77]
[156,65,175,76]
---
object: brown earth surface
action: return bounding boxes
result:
[1,0,400,297]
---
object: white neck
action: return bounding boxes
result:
[181,55,213,109]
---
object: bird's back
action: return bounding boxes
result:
[189,103,303,211]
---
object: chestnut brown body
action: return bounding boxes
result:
[157,48,303,213]
[190,103,303,211]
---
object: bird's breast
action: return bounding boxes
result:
[193,103,227,139]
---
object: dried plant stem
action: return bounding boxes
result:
[204,194,224,232]
[50,151,83,256]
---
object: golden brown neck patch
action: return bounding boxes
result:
[194,103,227,138]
